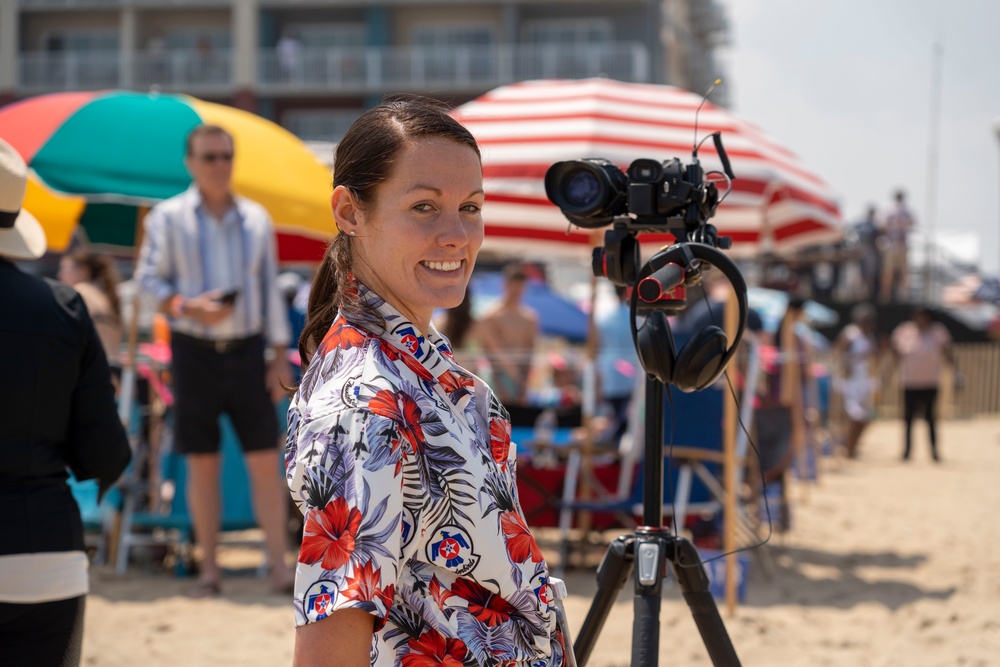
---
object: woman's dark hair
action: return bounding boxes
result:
[67,248,121,319]
[299,97,481,364]
[440,289,475,349]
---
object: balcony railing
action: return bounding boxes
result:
[18,49,233,93]
[18,0,229,7]
[16,42,649,95]
[257,42,650,93]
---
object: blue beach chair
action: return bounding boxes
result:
[114,413,264,575]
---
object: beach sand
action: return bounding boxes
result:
[81,416,1000,666]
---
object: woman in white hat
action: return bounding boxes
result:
[0,137,131,666]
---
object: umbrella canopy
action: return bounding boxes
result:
[0,90,334,262]
[451,78,842,259]
[469,272,588,342]
[746,287,837,351]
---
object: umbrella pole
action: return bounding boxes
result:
[108,209,147,568]
[117,209,147,430]
[575,266,600,545]
[723,288,739,615]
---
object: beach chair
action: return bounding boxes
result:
[67,377,146,566]
[67,475,121,566]
[664,342,765,550]
[114,413,260,575]
[556,343,764,564]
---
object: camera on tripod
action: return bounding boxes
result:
[538,84,747,667]
[543,131,735,291]
[544,150,728,234]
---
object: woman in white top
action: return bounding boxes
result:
[834,303,878,458]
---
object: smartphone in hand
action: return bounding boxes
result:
[215,289,240,305]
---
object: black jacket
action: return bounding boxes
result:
[0,259,131,556]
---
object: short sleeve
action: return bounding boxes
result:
[290,407,405,628]
[935,323,952,347]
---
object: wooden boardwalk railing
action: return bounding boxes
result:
[874,342,1000,419]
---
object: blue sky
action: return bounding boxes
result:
[720,0,1000,272]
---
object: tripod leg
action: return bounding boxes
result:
[631,529,668,667]
[668,538,741,667]
[573,536,634,667]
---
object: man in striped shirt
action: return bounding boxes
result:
[135,124,295,597]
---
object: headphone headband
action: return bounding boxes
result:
[681,243,749,385]
[630,242,749,391]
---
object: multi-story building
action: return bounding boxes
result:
[1,0,728,142]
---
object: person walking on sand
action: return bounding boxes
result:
[135,124,295,597]
[891,306,953,462]
[834,303,879,458]
[0,138,131,667]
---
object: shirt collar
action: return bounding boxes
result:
[188,185,242,225]
[347,282,455,380]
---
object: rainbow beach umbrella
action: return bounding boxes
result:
[0,90,335,262]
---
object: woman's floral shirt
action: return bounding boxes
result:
[285,286,564,667]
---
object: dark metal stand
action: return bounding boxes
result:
[572,378,741,667]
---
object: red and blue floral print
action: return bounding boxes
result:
[286,285,564,667]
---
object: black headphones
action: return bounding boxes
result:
[631,242,749,393]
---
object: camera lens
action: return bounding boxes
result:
[545,158,628,228]
[565,170,601,208]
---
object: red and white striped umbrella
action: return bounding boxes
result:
[451,78,842,259]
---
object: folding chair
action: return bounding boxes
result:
[67,475,121,566]
[115,414,259,575]
[556,342,765,570]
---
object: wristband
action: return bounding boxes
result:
[170,295,186,318]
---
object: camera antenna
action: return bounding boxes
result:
[692,78,722,159]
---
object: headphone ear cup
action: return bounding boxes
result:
[672,326,729,392]
[636,311,676,385]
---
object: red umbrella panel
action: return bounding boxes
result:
[451,78,842,259]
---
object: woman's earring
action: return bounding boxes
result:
[349,230,356,237]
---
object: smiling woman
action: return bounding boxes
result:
[334,134,485,332]
[286,99,568,667]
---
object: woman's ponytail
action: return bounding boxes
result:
[299,233,351,365]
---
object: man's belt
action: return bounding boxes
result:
[173,332,260,354]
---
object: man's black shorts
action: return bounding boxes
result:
[170,333,278,455]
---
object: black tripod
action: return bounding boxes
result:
[542,80,745,667]
[571,373,742,666]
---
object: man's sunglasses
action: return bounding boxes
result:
[193,152,234,164]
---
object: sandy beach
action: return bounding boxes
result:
[81,415,1000,666]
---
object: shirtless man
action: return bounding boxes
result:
[478,264,539,406]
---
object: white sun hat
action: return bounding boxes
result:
[0,137,46,260]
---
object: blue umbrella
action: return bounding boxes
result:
[746,287,837,351]
[746,288,838,331]
[469,273,588,342]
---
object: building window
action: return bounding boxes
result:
[291,23,367,48]
[282,109,363,143]
[42,29,119,52]
[163,27,231,51]
[407,24,496,83]
[522,19,613,44]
